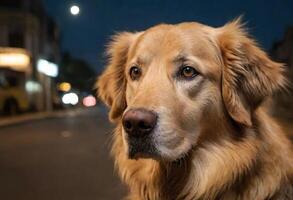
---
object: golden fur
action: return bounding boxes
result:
[97,18,293,200]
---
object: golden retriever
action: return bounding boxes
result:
[97,18,293,200]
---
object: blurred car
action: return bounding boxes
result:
[0,69,29,115]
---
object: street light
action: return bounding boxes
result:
[62,92,79,105]
[58,82,71,92]
[37,59,58,77]
[70,5,80,15]
[0,48,30,72]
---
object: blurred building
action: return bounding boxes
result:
[271,27,293,120]
[0,0,60,114]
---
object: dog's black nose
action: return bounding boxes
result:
[122,108,157,137]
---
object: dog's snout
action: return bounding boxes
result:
[122,109,157,137]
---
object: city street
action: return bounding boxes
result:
[0,107,126,200]
[0,1,292,200]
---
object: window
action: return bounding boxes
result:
[0,0,22,9]
[6,76,19,87]
[8,31,24,48]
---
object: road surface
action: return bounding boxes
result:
[0,107,126,200]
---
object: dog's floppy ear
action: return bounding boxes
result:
[217,18,285,127]
[97,32,138,122]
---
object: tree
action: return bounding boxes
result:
[58,52,97,94]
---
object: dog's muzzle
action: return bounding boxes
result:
[122,108,158,159]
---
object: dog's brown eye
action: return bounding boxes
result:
[129,66,142,80]
[180,66,198,79]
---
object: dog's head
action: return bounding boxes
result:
[98,19,285,161]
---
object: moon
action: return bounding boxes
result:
[70,5,80,15]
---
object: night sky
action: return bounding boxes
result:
[43,0,293,72]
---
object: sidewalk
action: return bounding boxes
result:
[0,108,86,127]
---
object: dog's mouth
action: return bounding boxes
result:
[129,152,155,160]
[128,143,193,163]
[127,136,194,162]
[127,135,160,159]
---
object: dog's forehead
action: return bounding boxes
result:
[132,23,218,60]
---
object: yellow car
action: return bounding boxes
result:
[0,70,29,115]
